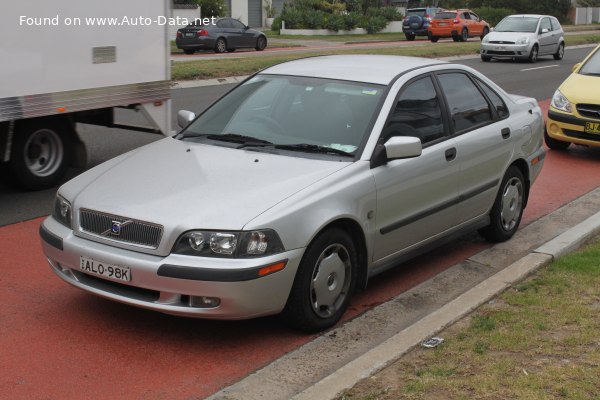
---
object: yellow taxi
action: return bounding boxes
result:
[545,45,600,150]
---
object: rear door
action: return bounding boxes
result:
[435,71,513,224]
[538,17,555,55]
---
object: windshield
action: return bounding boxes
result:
[495,16,539,33]
[180,75,385,156]
[580,47,600,76]
[406,9,426,17]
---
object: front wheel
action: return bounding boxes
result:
[528,44,539,63]
[554,42,565,60]
[479,166,526,243]
[481,54,492,62]
[9,120,71,190]
[460,28,469,42]
[481,27,489,39]
[281,228,357,332]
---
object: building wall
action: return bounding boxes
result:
[170,6,201,39]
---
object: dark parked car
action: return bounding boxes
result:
[176,17,267,54]
[402,7,444,41]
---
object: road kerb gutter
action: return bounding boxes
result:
[292,210,600,400]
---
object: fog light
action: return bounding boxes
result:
[189,296,221,308]
[549,123,560,135]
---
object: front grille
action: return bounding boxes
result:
[577,104,600,120]
[486,50,516,55]
[80,209,163,249]
[489,41,516,44]
[563,129,600,142]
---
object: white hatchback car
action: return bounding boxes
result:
[40,55,545,332]
[480,14,565,62]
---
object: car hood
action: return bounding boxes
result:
[485,31,534,42]
[560,73,600,105]
[69,138,351,231]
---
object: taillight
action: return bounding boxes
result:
[176,31,182,38]
[426,14,432,22]
[197,29,209,37]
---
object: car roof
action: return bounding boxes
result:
[260,55,447,86]
[504,14,546,19]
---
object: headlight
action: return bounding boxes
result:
[551,89,573,113]
[482,35,489,43]
[52,194,72,228]
[516,37,529,45]
[173,229,284,258]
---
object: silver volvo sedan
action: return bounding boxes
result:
[40,55,545,332]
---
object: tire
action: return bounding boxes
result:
[544,128,570,151]
[554,42,565,60]
[452,35,460,42]
[460,28,468,42]
[481,27,489,39]
[9,120,71,190]
[255,36,267,51]
[430,36,439,43]
[405,33,415,41]
[281,228,358,332]
[481,54,492,62]
[214,38,227,53]
[183,49,195,55]
[528,44,538,63]
[479,166,526,243]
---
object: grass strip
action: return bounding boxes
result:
[172,33,600,81]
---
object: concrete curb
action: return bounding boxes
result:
[291,210,600,400]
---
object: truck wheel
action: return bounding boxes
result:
[281,228,357,332]
[9,121,71,190]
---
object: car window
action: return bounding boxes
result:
[476,78,509,119]
[230,19,246,29]
[495,16,539,33]
[216,19,229,28]
[550,17,562,31]
[470,13,479,21]
[580,47,600,76]
[435,12,457,19]
[540,18,551,32]
[406,9,426,17]
[437,73,492,133]
[382,76,445,145]
[183,75,385,154]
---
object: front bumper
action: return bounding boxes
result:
[546,109,600,147]
[480,43,532,59]
[40,216,304,320]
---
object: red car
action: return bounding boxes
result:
[428,9,490,42]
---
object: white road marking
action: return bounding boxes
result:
[520,64,559,72]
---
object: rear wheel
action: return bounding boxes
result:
[183,49,195,55]
[430,36,439,43]
[214,38,227,53]
[554,42,565,60]
[281,228,357,332]
[9,120,72,190]
[481,27,489,39]
[255,36,267,51]
[479,166,526,242]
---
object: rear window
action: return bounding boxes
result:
[434,12,457,19]
[406,9,427,17]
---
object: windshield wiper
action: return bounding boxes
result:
[274,143,354,157]
[180,132,274,146]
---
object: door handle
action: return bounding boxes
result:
[501,128,511,139]
[445,147,457,161]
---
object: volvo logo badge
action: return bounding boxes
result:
[101,219,133,237]
[111,221,122,235]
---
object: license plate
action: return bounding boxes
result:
[438,22,447,26]
[585,121,600,134]
[185,33,195,38]
[495,46,506,50]
[80,256,131,282]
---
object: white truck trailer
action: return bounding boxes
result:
[1,0,172,190]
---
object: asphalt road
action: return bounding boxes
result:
[0,46,593,226]
[2,46,600,400]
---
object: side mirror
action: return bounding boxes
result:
[572,63,581,73]
[177,110,196,128]
[541,28,549,34]
[245,25,250,30]
[385,136,422,159]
